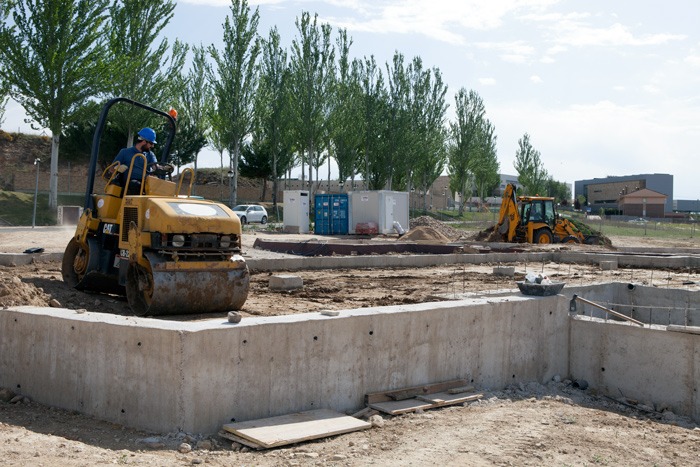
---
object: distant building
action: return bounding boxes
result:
[618,188,667,218]
[574,174,673,214]
[497,174,521,195]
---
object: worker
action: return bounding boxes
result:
[112,127,162,195]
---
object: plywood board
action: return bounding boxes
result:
[218,430,263,450]
[222,409,371,448]
[365,378,468,404]
[368,398,434,415]
[416,392,483,406]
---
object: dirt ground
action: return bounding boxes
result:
[1,224,700,465]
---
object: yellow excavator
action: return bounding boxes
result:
[62,98,249,316]
[494,183,598,244]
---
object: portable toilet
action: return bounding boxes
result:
[283,190,310,233]
[314,194,349,235]
[348,190,409,234]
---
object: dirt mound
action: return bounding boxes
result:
[401,226,452,242]
[471,221,613,246]
[0,269,51,307]
[409,216,464,241]
[473,225,501,242]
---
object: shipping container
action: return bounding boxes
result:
[314,194,349,235]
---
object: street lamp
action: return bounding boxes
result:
[32,158,41,228]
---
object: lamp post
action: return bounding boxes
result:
[32,158,41,228]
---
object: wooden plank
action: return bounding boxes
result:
[416,392,483,406]
[447,385,475,395]
[218,430,263,450]
[365,378,468,404]
[368,398,434,415]
[222,409,371,449]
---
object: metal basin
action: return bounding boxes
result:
[516,281,566,296]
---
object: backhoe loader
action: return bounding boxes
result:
[62,97,249,316]
[494,183,599,244]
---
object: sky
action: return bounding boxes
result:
[3,0,700,199]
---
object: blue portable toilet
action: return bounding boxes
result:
[314,194,349,235]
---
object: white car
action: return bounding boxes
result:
[232,204,268,224]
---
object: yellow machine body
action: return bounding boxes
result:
[62,101,250,316]
[494,184,588,244]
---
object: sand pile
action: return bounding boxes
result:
[0,270,51,308]
[401,226,452,242]
[408,216,464,241]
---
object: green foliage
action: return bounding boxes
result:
[514,133,548,195]
[106,0,186,144]
[0,190,84,226]
[329,31,363,186]
[545,177,571,203]
[0,0,111,209]
[255,26,294,206]
[448,89,499,214]
[208,0,261,206]
[357,55,388,190]
[289,12,335,188]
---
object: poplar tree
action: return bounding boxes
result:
[106,0,187,145]
[289,12,334,192]
[0,0,109,210]
[208,0,260,207]
[449,88,486,215]
[514,133,548,195]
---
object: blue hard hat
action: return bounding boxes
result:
[137,127,157,144]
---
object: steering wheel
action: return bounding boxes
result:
[153,163,174,180]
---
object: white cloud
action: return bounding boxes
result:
[530,75,542,84]
[550,21,686,48]
[475,41,536,63]
[479,77,497,86]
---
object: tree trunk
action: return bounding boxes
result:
[229,140,240,208]
[48,134,60,211]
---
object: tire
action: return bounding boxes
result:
[239,216,247,225]
[534,228,553,244]
[62,238,89,288]
[261,215,267,225]
[562,235,581,244]
[126,262,153,316]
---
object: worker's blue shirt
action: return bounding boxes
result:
[113,146,157,181]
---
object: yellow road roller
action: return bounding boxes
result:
[62,97,249,316]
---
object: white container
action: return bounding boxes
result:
[283,190,310,233]
[57,205,83,225]
[348,190,409,234]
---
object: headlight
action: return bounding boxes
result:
[220,235,231,248]
[172,234,185,247]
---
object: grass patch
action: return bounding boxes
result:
[0,190,84,226]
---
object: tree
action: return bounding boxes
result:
[0,0,110,210]
[356,55,388,190]
[172,44,213,181]
[409,59,448,210]
[471,118,500,204]
[256,26,293,209]
[545,177,571,204]
[289,12,335,192]
[106,0,186,145]
[514,133,548,196]
[383,51,411,190]
[448,89,485,215]
[208,0,261,207]
[0,1,11,128]
[329,32,363,190]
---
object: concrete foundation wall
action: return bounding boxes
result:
[2,283,699,434]
[1,295,570,434]
[569,317,699,422]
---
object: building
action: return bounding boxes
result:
[574,174,673,215]
[618,188,667,218]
